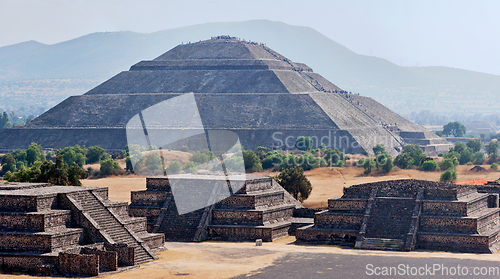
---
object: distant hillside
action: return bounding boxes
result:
[1,20,499,116]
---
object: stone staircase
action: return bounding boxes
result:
[68,190,157,264]
[364,198,415,240]
[356,238,404,251]
[158,204,205,241]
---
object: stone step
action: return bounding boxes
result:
[356,238,404,251]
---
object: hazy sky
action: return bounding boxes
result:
[1,0,500,75]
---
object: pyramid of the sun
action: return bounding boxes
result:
[0,36,450,155]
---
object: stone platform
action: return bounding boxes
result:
[296,179,500,253]
[0,182,164,276]
[129,174,305,242]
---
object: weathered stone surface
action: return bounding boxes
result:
[297,179,500,253]
[0,182,164,276]
[0,37,450,154]
[129,175,303,242]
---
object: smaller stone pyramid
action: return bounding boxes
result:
[129,175,306,242]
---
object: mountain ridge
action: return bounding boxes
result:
[0,20,498,116]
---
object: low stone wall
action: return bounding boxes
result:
[419,216,477,233]
[315,212,363,229]
[140,233,165,251]
[57,252,99,277]
[416,233,490,253]
[104,243,135,266]
[0,233,52,252]
[108,202,129,217]
[81,247,118,271]
[131,191,168,205]
[240,178,273,193]
[295,226,357,245]
[328,198,367,212]
[212,206,293,226]
[293,207,322,218]
[217,191,284,209]
[422,201,467,216]
[0,254,57,274]
[123,217,148,232]
[146,178,172,191]
[128,206,161,218]
[208,223,289,242]
[0,196,37,212]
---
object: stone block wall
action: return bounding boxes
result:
[419,216,477,233]
[422,201,468,216]
[146,178,172,191]
[0,196,37,212]
[131,191,169,205]
[315,212,364,229]
[104,243,135,266]
[328,198,367,212]
[81,247,118,271]
[57,252,99,277]
[0,255,57,273]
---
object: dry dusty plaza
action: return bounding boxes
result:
[0,37,500,278]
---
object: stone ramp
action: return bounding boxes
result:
[67,190,157,264]
[364,197,415,240]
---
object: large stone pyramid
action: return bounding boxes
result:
[0,36,450,155]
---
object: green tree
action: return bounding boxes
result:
[189,149,214,164]
[440,168,457,183]
[182,161,198,173]
[68,164,86,186]
[362,158,375,174]
[125,156,133,173]
[485,141,500,159]
[472,152,485,165]
[421,160,438,171]
[180,145,189,152]
[321,148,345,167]
[452,142,466,154]
[458,148,473,165]
[166,161,182,174]
[377,153,393,173]
[274,167,312,202]
[372,144,386,155]
[144,153,162,171]
[401,144,426,167]
[26,143,45,166]
[100,159,121,176]
[0,111,12,129]
[442,121,466,137]
[261,152,284,170]
[9,155,83,186]
[58,145,86,167]
[439,158,457,171]
[394,153,413,169]
[86,146,110,164]
[242,150,262,172]
[491,163,498,171]
[255,146,270,160]
[295,136,313,151]
[466,139,482,153]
